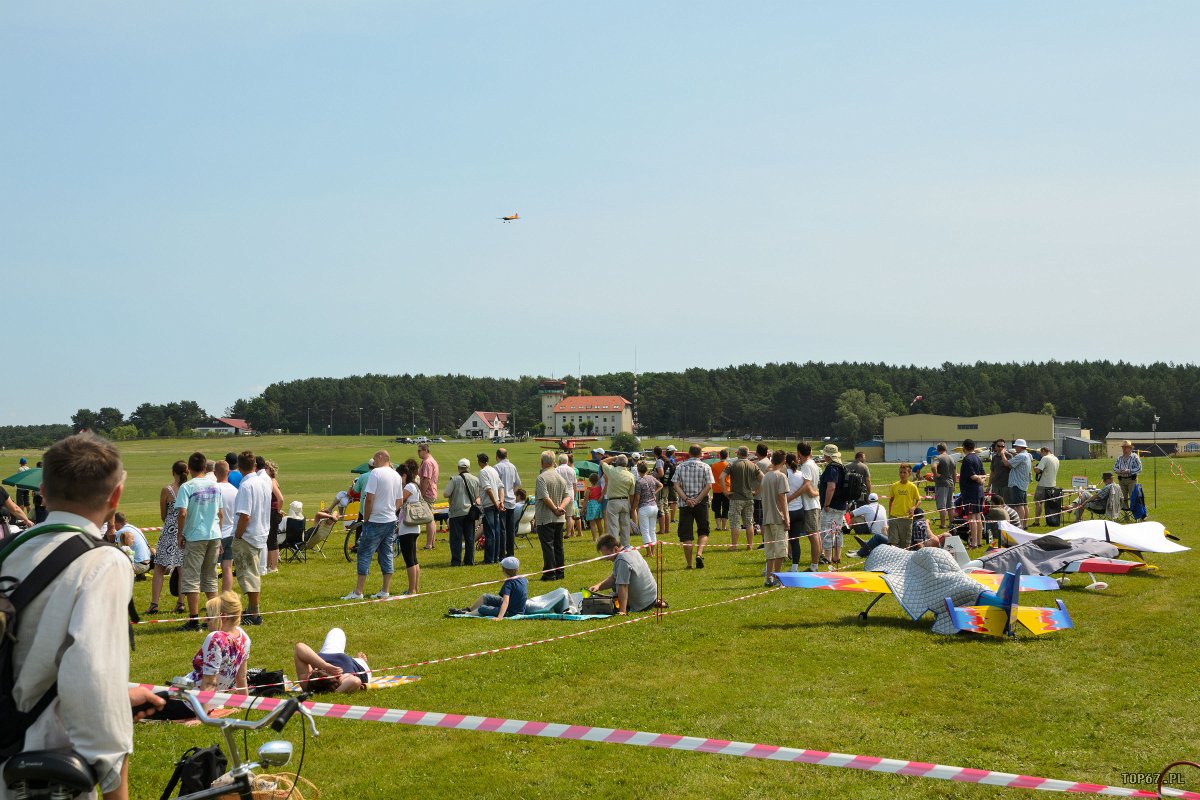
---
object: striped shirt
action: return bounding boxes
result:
[673,458,715,500]
[1114,453,1142,477]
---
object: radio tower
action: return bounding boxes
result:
[633,346,639,433]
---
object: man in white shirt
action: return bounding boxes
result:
[233,450,271,625]
[213,460,240,592]
[796,442,824,571]
[343,450,402,600]
[494,448,522,559]
[0,433,163,800]
[477,452,504,564]
[1034,447,1061,526]
[851,493,889,538]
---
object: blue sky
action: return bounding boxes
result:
[3,2,1196,425]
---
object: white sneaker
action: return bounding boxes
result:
[341,591,364,601]
[370,591,391,600]
[806,564,819,572]
[789,564,800,572]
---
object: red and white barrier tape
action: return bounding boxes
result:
[132,683,1199,799]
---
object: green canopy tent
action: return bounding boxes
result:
[1,467,41,492]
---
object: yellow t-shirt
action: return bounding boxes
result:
[888,481,923,517]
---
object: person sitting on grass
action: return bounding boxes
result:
[587,533,663,614]
[448,556,528,619]
[294,627,372,693]
[146,591,250,720]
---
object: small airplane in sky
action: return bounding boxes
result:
[498,212,520,223]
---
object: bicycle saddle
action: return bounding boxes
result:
[3,749,95,793]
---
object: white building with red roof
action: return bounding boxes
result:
[194,417,251,436]
[551,395,633,436]
[457,411,510,440]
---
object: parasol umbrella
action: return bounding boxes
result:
[1,467,41,492]
[350,461,374,474]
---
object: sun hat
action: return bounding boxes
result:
[287,500,304,519]
[1013,439,1027,449]
[457,458,470,469]
[821,443,842,463]
[1121,439,1133,448]
[500,556,519,571]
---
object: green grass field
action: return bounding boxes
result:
[9,436,1199,799]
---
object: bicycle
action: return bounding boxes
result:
[2,683,320,800]
[343,519,402,562]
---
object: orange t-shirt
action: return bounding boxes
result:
[711,460,729,494]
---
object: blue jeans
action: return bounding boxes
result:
[482,507,502,564]
[501,506,519,559]
[449,515,475,566]
[357,521,396,577]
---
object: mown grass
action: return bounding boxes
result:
[16,436,1198,799]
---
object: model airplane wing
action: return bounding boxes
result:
[998,520,1187,554]
[1013,601,1074,635]
[773,571,891,593]
[1062,557,1145,575]
[966,572,1061,592]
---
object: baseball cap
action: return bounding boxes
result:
[500,556,519,571]
[457,458,470,469]
[1013,439,1027,448]
[591,447,605,455]
[19,457,27,465]
[868,492,878,502]
[666,445,677,452]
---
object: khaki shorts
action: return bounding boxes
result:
[233,537,263,593]
[729,498,755,531]
[762,522,787,560]
[132,561,151,577]
[181,539,219,594]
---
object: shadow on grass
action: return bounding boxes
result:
[742,614,928,633]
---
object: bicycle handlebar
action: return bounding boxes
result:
[171,686,320,737]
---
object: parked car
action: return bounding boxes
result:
[395,436,412,444]
[431,437,446,442]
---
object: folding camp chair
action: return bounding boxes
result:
[515,502,537,549]
[300,518,334,560]
[281,518,308,563]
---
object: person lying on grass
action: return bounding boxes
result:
[447,556,527,619]
[294,627,373,693]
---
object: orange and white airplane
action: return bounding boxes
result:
[498,212,519,223]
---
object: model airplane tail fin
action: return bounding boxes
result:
[941,534,970,567]
[1014,600,1074,635]
[998,564,1021,614]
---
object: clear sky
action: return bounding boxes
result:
[3,2,1196,425]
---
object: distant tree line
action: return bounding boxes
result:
[10,361,1195,449]
[0,425,74,450]
[223,361,1196,442]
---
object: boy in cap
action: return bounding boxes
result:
[448,556,528,619]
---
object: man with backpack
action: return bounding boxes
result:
[1,433,163,800]
[817,444,850,567]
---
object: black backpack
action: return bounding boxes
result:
[660,458,676,487]
[0,526,127,760]
[840,467,865,505]
[160,746,228,799]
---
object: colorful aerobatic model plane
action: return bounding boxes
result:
[774,545,1073,637]
[498,212,520,222]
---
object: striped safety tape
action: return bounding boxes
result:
[134,684,1199,799]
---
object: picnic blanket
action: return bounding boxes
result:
[448,612,613,621]
[283,674,422,693]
